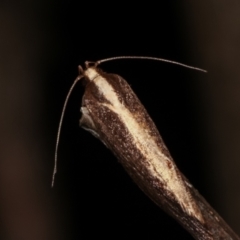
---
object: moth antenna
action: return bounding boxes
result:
[97,56,207,73]
[52,66,84,187]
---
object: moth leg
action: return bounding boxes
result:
[80,107,99,139]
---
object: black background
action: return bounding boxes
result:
[2,1,240,240]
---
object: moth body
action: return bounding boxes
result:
[53,59,240,239]
[79,63,203,223]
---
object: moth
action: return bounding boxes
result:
[52,57,240,239]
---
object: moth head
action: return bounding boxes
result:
[78,61,100,85]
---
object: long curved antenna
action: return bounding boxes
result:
[52,71,84,187]
[52,56,205,187]
[97,56,207,73]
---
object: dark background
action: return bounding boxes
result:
[1,1,239,239]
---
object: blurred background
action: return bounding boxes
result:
[0,1,239,239]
